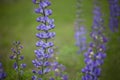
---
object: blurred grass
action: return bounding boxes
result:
[0,0,120,80]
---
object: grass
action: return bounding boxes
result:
[0,0,120,80]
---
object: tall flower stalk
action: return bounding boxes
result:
[32,0,56,80]
[75,0,87,54]
[0,62,6,80]
[10,41,26,80]
[81,1,107,80]
[108,0,120,32]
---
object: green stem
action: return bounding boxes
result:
[40,0,48,78]
[16,45,21,80]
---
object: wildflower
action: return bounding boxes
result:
[10,41,26,80]
[75,0,87,54]
[46,60,68,80]
[108,0,120,32]
[0,62,6,80]
[32,0,56,79]
[32,0,68,79]
[82,2,107,80]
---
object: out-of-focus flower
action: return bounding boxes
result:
[0,62,7,80]
[75,0,87,54]
[108,0,120,32]
[82,2,108,80]
[10,41,26,80]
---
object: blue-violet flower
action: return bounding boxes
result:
[10,41,26,80]
[108,0,120,32]
[0,62,6,80]
[75,0,87,54]
[81,2,108,80]
[32,0,57,80]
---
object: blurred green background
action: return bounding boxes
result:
[0,0,120,80]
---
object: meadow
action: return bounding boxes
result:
[0,0,120,80]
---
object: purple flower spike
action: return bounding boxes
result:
[75,0,87,54]
[32,0,60,79]
[81,1,108,80]
[32,0,68,79]
[10,41,26,79]
[108,0,120,32]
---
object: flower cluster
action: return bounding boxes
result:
[0,62,6,80]
[75,26,87,53]
[81,3,107,80]
[108,0,120,32]
[32,0,56,80]
[50,61,68,80]
[10,41,26,80]
[75,0,87,54]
